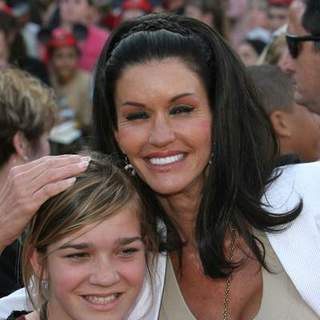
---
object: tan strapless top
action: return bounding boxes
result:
[159,233,319,320]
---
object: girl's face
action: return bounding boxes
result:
[33,204,146,320]
[114,58,212,197]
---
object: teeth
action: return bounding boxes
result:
[84,294,118,305]
[149,154,184,165]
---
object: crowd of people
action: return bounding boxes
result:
[0,0,320,319]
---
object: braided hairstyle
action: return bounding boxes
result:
[93,13,300,278]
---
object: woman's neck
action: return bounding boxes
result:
[157,184,202,242]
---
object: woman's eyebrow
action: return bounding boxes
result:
[121,93,195,107]
[170,92,194,102]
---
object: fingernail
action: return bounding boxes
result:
[79,160,90,168]
[66,177,76,185]
[80,156,91,162]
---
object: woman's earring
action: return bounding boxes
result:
[208,152,214,166]
[42,279,48,290]
[22,154,29,161]
[124,156,136,176]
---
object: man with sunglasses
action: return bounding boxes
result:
[285,0,320,114]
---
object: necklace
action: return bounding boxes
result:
[222,229,237,320]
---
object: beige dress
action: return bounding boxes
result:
[159,234,319,320]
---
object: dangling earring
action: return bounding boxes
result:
[124,156,136,176]
[41,279,48,290]
[208,152,214,166]
[22,154,29,162]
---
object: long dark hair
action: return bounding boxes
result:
[92,13,300,278]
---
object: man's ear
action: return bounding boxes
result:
[269,110,292,138]
[30,249,48,280]
[12,131,30,161]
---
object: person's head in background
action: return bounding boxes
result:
[120,0,152,22]
[59,0,94,29]
[0,10,49,83]
[237,38,267,65]
[0,11,17,67]
[184,0,229,40]
[284,0,320,115]
[246,0,270,31]
[267,0,293,33]
[47,28,81,85]
[22,153,158,320]
[0,67,56,179]
[248,64,320,162]
[162,0,185,13]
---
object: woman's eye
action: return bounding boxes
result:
[126,111,149,121]
[170,105,194,115]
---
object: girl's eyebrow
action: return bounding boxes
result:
[58,243,91,250]
[117,236,143,245]
[57,236,143,250]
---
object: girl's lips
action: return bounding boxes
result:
[81,293,122,311]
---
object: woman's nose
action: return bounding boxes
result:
[148,115,175,147]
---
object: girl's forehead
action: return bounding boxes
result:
[48,206,142,251]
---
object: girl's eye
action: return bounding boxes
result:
[170,105,194,115]
[126,111,149,121]
[64,252,89,260]
[119,247,140,257]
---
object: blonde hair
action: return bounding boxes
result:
[22,152,158,310]
[0,67,57,166]
[258,25,287,65]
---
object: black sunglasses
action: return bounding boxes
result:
[286,33,320,58]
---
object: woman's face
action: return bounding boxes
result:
[34,204,146,320]
[114,58,212,196]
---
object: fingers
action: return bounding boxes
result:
[27,156,90,194]
[0,155,91,251]
[10,154,89,183]
[33,177,77,206]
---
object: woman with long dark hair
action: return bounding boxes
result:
[0,13,318,319]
